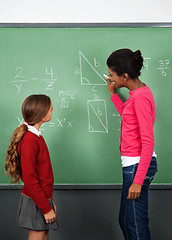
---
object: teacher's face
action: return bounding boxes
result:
[108,68,126,89]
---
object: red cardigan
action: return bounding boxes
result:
[18,131,54,214]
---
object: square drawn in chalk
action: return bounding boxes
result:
[87,99,108,133]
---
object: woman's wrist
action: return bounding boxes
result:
[110,90,117,96]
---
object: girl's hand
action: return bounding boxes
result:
[106,79,118,96]
[127,182,142,199]
[44,209,56,224]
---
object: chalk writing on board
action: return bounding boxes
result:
[17,117,24,127]
[92,86,97,92]
[56,117,74,128]
[40,122,55,131]
[157,60,170,76]
[93,94,99,100]
[90,86,99,100]
[57,89,78,108]
[41,121,71,131]
[11,67,27,95]
[17,116,74,130]
[143,58,151,69]
[11,67,58,94]
[87,99,108,133]
[112,113,121,131]
[43,67,58,90]
[94,58,100,67]
[78,51,107,86]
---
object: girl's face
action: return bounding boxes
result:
[108,67,126,88]
[42,102,54,123]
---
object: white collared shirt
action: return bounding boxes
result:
[28,125,41,137]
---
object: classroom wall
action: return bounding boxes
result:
[1,1,172,240]
[1,187,172,240]
[0,0,172,23]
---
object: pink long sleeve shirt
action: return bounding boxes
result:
[111,85,155,185]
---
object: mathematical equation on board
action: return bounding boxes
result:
[11,52,171,134]
[157,60,170,76]
[16,88,79,130]
[57,89,79,109]
[11,57,171,95]
[17,117,75,131]
[143,58,170,76]
[11,67,58,95]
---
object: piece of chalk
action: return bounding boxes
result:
[103,74,109,79]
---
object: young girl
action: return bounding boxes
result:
[105,49,157,240]
[5,94,59,240]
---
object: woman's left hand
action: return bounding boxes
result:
[127,182,142,199]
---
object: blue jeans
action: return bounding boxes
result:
[119,156,157,240]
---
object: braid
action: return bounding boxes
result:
[5,124,28,183]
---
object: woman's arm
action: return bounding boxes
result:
[106,79,124,116]
[128,94,154,199]
[133,94,154,185]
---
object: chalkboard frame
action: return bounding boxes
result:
[0,184,172,190]
[0,22,172,28]
[1,22,172,189]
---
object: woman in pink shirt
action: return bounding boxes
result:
[105,49,157,240]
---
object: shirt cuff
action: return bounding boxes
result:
[110,93,118,101]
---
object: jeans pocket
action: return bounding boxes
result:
[123,164,138,185]
[143,157,158,188]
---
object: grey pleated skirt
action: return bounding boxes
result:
[16,194,59,231]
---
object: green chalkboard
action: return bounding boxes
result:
[0,27,172,184]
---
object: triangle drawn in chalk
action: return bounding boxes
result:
[79,51,107,86]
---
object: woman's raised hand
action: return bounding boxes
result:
[106,78,118,96]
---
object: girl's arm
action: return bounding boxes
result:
[20,140,52,215]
